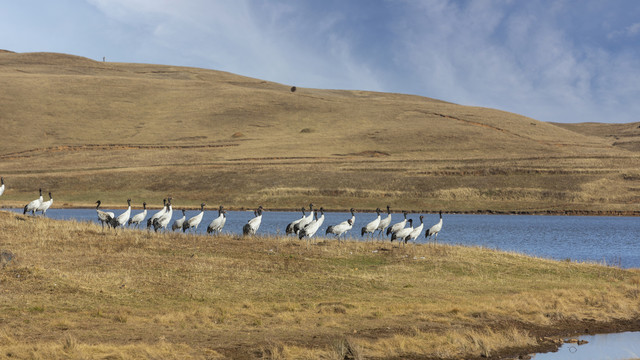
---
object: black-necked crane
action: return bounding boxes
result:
[128,202,147,228]
[298,209,316,239]
[36,192,53,217]
[172,209,186,231]
[299,207,324,240]
[153,198,173,233]
[376,205,392,236]
[361,208,381,239]
[391,218,413,243]
[286,206,306,235]
[348,207,356,224]
[326,208,355,240]
[147,198,167,230]
[243,206,263,236]
[23,188,43,216]
[207,206,227,234]
[405,215,424,245]
[425,211,443,243]
[0,177,5,198]
[386,210,408,237]
[110,199,131,230]
[293,203,314,235]
[183,203,205,233]
[96,200,114,230]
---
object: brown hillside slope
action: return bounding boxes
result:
[554,122,640,152]
[1,51,639,212]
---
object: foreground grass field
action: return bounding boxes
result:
[1,211,639,359]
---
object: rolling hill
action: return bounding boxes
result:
[1,50,639,213]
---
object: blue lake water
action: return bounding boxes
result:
[6,208,640,268]
[532,331,640,359]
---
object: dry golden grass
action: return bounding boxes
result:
[359,326,537,359]
[2,51,640,212]
[1,210,639,359]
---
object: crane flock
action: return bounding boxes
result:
[4,183,445,243]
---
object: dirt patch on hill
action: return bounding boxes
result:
[338,150,390,157]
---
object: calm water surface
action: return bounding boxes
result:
[7,208,640,268]
[532,331,640,359]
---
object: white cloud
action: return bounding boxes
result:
[608,21,640,39]
[5,1,638,123]
[626,22,640,36]
[84,0,381,91]
[392,1,640,123]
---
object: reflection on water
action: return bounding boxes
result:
[533,331,640,360]
[5,208,640,268]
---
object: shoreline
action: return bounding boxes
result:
[491,319,640,359]
[2,203,639,217]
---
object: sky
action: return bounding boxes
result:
[1,0,640,123]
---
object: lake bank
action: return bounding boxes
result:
[532,330,640,360]
[4,208,640,269]
[3,201,640,217]
[1,210,639,359]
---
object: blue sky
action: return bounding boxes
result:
[1,0,639,123]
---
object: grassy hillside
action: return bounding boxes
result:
[1,50,640,212]
[1,211,640,359]
[554,121,640,152]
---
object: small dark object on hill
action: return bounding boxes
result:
[290,86,296,93]
[1,250,15,268]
